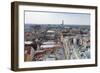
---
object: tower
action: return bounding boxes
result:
[61,20,64,29]
[62,20,64,25]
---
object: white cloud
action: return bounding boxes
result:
[25,11,90,25]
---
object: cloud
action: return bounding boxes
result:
[25,11,90,25]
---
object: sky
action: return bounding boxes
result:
[25,11,90,25]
